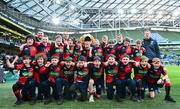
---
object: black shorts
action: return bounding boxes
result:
[148,83,164,91]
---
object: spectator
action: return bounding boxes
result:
[142,30,161,63]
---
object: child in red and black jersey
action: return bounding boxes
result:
[116,55,137,102]
[33,53,49,100]
[114,34,123,50]
[50,35,65,61]
[134,56,150,101]
[60,57,76,100]
[147,58,176,102]
[100,35,108,50]
[74,41,82,62]
[103,40,116,62]
[35,31,44,42]
[6,55,36,105]
[35,35,52,61]
[12,35,37,64]
[70,56,90,101]
[88,56,105,102]
[116,37,134,61]
[133,40,145,62]
[63,38,75,61]
[104,54,118,100]
[43,55,64,105]
[92,39,103,61]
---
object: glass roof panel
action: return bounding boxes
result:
[26,1,36,7]
[93,3,103,8]
[108,3,117,9]
[2,0,180,30]
[32,6,41,12]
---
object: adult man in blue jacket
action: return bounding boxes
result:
[142,30,161,63]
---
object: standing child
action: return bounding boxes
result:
[104,54,118,100]
[33,53,49,100]
[70,56,90,101]
[134,56,150,101]
[116,37,134,61]
[133,40,145,62]
[43,55,64,105]
[88,56,104,102]
[60,57,76,100]
[116,55,137,102]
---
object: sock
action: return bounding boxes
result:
[165,83,171,97]
[141,89,145,99]
[137,89,141,98]
[14,89,21,101]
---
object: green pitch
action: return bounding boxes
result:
[0,66,179,109]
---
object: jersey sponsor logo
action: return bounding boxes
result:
[135,53,142,57]
[138,70,147,74]
[55,49,63,53]
[95,52,102,56]
[149,74,159,79]
[51,72,59,77]
[93,72,102,77]
[67,49,73,53]
[106,70,117,75]
[34,66,39,72]
[74,51,81,55]
[22,72,33,77]
[78,71,87,76]
[64,70,73,75]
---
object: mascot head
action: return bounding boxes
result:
[80,34,94,49]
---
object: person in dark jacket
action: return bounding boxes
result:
[142,30,161,63]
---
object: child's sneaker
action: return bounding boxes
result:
[165,96,176,102]
[89,95,94,102]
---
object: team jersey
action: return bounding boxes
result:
[92,46,103,60]
[75,65,90,82]
[50,43,65,61]
[147,65,167,84]
[74,46,82,61]
[63,46,75,60]
[117,45,134,61]
[89,63,104,80]
[117,62,134,80]
[35,42,52,60]
[15,63,34,84]
[114,43,123,50]
[133,47,145,62]
[105,64,118,83]
[18,45,37,60]
[60,63,75,83]
[48,64,63,83]
[81,46,92,61]
[103,47,116,61]
[33,63,49,83]
[134,65,149,80]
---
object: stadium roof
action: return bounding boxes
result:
[1,0,180,32]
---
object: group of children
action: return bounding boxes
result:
[5,32,176,106]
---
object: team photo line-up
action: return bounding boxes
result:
[5,30,176,106]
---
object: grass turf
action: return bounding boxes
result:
[0,66,179,109]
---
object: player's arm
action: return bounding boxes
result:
[113,60,118,65]
[5,56,15,68]
[89,47,93,57]
[129,60,139,67]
